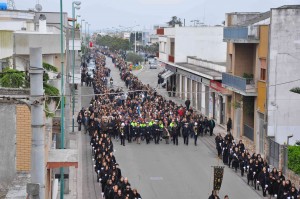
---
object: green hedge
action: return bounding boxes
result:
[288,146,300,175]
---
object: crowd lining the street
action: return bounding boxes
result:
[78,48,300,199]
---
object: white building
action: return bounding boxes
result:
[157,25,228,124]
[267,6,300,145]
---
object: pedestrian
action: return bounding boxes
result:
[182,123,189,145]
[172,85,176,97]
[193,122,199,146]
[208,190,220,199]
[82,111,89,134]
[119,123,126,146]
[227,117,232,132]
[77,112,82,131]
[167,84,172,97]
[185,98,191,110]
[209,118,215,136]
[224,195,229,199]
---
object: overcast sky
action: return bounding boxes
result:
[15,0,299,31]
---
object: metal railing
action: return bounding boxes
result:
[222,73,254,92]
[223,26,259,41]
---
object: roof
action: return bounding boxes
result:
[47,149,78,169]
[240,11,270,26]
[176,62,222,80]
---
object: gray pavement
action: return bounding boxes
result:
[79,83,102,199]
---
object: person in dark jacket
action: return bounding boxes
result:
[209,118,215,136]
[182,123,190,145]
[227,117,232,132]
[208,190,220,199]
[185,98,191,110]
[131,189,142,199]
[258,167,269,197]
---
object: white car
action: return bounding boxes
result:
[149,59,158,69]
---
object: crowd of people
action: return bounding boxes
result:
[78,52,142,199]
[215,123,300,198]
[78,48,299,199]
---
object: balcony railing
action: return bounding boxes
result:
[222,73,255,93]
[168,55,174,63]
[223,26,259,43]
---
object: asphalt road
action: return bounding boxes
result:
[113,62,262,199]
[78,57,262,199]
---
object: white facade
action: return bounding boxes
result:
[175,27,226,63]
[267,7,300,145]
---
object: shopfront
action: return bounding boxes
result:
[177,68,211,116]
[210,80,231,124]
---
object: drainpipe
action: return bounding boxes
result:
[29,47,45,199]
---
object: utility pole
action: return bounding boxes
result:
[29,47,45,199]
[135,31,137,53]
[59,0,66,198]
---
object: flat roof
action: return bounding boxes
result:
[47,149,78,169]
[176,62,222,80]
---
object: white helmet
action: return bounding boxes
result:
[194,122,198,125]
[121,123,125,127]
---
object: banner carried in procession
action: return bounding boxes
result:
[213,166,225,191]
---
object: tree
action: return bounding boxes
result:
[290,87,300,94]
[167,16,182,27]
[0,68,25,88]
[96,35,130,51]
[126,53,144,64]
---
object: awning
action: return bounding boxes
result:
[161,70,174,79]
[47,149,78,169]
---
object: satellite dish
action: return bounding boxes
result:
[35,4,42,12]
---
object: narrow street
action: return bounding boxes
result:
[78,57,261,199]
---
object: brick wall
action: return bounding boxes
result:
[16,105,32,171]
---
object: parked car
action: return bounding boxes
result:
[149,59,158,69]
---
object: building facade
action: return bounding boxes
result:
[157,26,228,124]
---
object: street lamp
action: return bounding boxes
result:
[284,134,294,173]
[81,19,85,40]
[59,0,65,198]
[85,21,88,45]
[72,1,81,133]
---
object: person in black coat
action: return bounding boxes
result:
[185,99,191,110]
[131,189,142,199]
[145,123,151,144]
[215,134,223,157]
[208,190,220,199]
[182,123,190,145]
[171,122,179,145]
[258,167,269,197]
[227,117,232,132]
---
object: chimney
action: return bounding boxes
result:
[39,14,47,33]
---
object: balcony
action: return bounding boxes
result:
[156,28,164,35]
[223,26,259,43]
[222,73,256,96]
[168,55,174,63]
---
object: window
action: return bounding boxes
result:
[260,68,266,81]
